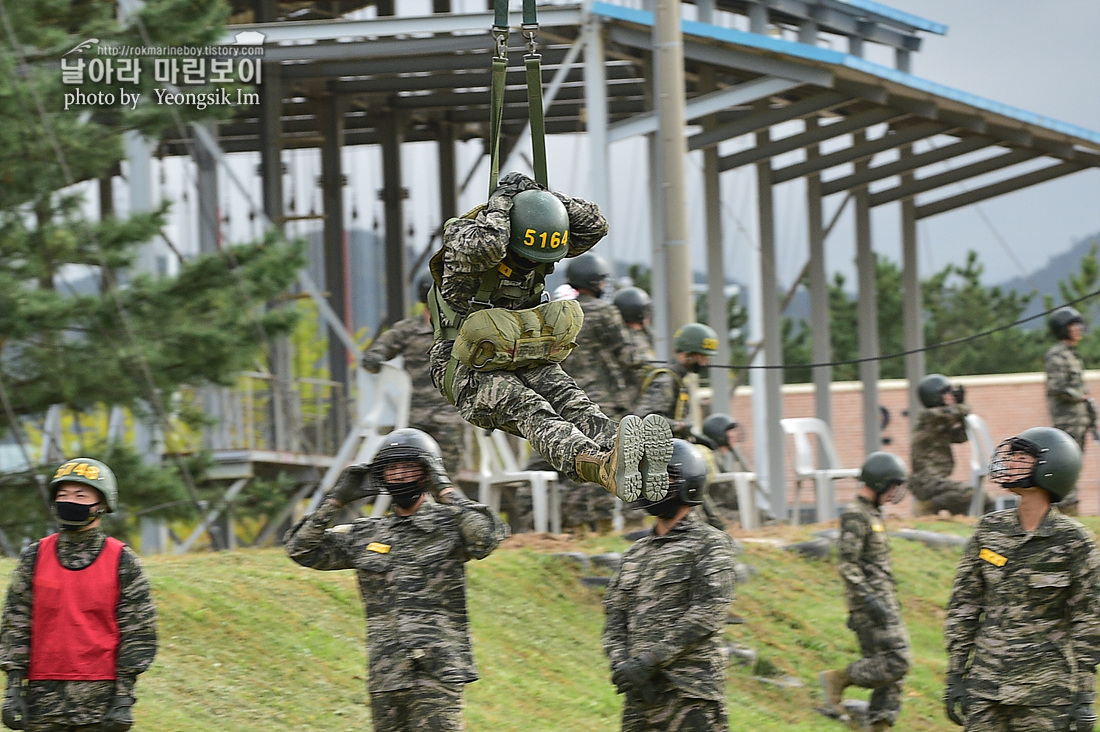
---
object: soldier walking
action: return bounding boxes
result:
[1044,306,1094,515]
[910,374,993,516]
[819,452,912,732]
[602,440,737,732]
[361,275,467,475]
[285,429,508,732]
[1,459,157,732]
[943,426,1100,731]
[427,171,672,503]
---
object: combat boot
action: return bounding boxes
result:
[870,722,891,732]
[639,414,673,501]
[594,518,615,535]
[818,668,850,716]
[576,415,644,501]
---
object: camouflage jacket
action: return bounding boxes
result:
[562,294,637,416]
[435,172,608,322]
[944,507,1100,705]
[602,514,737,701]
[838,496,900,615]
[1045,342,1089,425]
[634,362,690,425]
[362,312,463,430]
[910,404,970,489]
[0,528,157,725]
[284,493,508,693]
[623,326,656,402]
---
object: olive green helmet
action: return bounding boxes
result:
[917,373,952,408]
[508,190,570,264]
[1049,306,1084,340]
[702,413,738,449]
[565,253,611,295]
[673,323,719,356]
[612,286,652,324]
[990,426,1081,500]
[859,452,908,494]
[49,457,118,512]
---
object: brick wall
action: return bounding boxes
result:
[721,371,1100,519]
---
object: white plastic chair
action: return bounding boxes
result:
[780,417,861,525]
[965,413,994,517]
[709,470,762,529]
[474,429,561,533]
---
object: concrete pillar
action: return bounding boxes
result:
[853,131,881,454]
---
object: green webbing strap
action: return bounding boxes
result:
[639,368,688,421]
[525,56,548,187]
[488,55,508,196]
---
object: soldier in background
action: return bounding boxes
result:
[943,426,1100,731]
[285,429,507,732]
[602,440,737,732]
[635,323,719,439]
[612,286,656,402]
[362,275,467,476]
[1044,306,1093,515]
[1,459,157,732]
[698,413,758,527]
[819,452,912,732]
[910,374,993,516]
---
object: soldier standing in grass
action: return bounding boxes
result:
[602,440,737,732]
[943,426,1100,732]
[285,429,507,732]
[1,458,157,732]
[1044,306,1094,515]
[819,452,911,732]
[361,274,467,476]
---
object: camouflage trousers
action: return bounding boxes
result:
[964,697,1071,731]
[1054,421,1088,513]
[434,349,618,483]
[911,475,991,516]
[621,687,727,732]
[370,678,465,732]
[846,613,911,726]
[410,416,467,477]
[24,724,101,732]
[23,681,114,730]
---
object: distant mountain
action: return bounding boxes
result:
[998,232,1100,326]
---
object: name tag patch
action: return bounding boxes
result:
[980,548,1007,567]
[871,522,885,532]
[367,542,391,554]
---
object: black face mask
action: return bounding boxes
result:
[55,501,97,530]
[685,359,705,374]
[391,489,423,510]
[643,494,681,519]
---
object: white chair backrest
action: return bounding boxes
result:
[357,360,411,431]
[780,417,844,476]
[965,413,994,479]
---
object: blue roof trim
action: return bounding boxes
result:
[831,0,946,35]
[590,2,1100,145]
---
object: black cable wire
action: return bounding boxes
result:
[699,289,1100,371]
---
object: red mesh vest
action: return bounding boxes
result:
[27,533,123,680]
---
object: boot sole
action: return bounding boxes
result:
[614,415,645,502]
[640,414,673,501]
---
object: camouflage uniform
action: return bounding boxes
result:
[634,362,690,437]
[362,313,467,475]
[910,403,991,515]
[836,496,912,727]
[0,529,157,731]
[429,175,617,484]
[623,327,657,406]
[944,507,1100,730]
[557,294,639,529]
[1045,342,1091,449]
[285,491,507,732]
[602,514,737,731]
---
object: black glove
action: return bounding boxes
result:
[330,463,375,504]
[493,171,542,201]
[865,594,891,625]
[611,652,659,696]
[360,357,382,374]
[426,456,453,497]
[690,432,717,450]
[944,672,968,726]
[100,695,134,732]
[952,385,965,404]
[1073,691,1097,732]
[2,673,27,731]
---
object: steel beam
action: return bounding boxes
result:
[900,145,924,435]
[915,162,1087,219]
[819,136,993,196]
[687,91,847,151]
[320,94,349,393]
[772,120,946,184]
[869,149,1041,207]
[852,130,881,455]
[805,119,833,427]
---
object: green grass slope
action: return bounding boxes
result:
[2,516,1096,731]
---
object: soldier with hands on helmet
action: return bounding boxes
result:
[820,452,912,732]
[910,374,993,516]
[427,171,673,503]
[1044,306,1093,514]
[1,458,156,732]
[361,274,467,475]
[943,426,1100,732]
[634,322,719,439]
[602,440,738,732]
[285,429,508,732]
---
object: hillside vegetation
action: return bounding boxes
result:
[4,515,1094,731]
